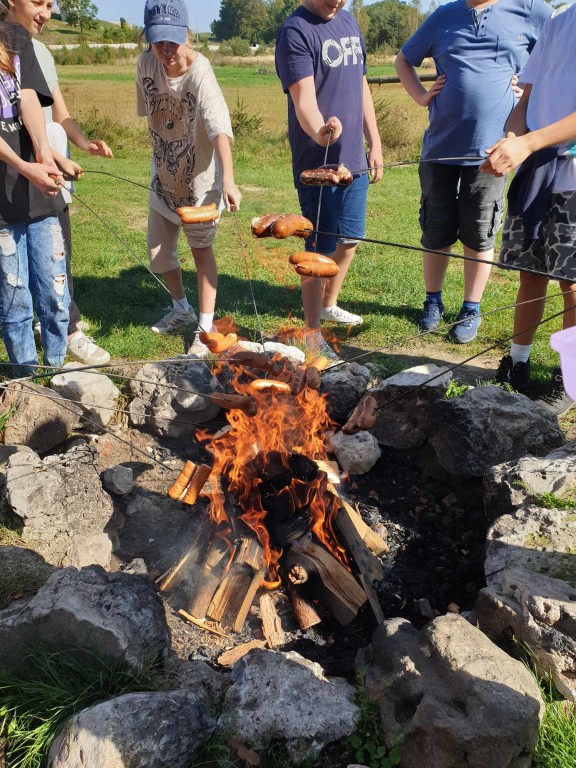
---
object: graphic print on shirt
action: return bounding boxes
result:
[322,36,363,68]
[0,56,22,131]
[142,75,197,211]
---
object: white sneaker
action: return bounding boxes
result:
[320,305,363,326]
[67,331,111,365]
[187,330,211,358]
[151,307,197,334]
[33,320,41,342]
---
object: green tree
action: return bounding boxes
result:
[365,0,410,53]
[351,0,370,41]
[261,0,299,43]
[59,0,98,35]
[211,0,268,44]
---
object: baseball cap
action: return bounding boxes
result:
[144,0,189,45]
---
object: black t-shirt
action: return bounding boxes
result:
[0,22,64,225]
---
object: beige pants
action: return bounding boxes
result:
[147,206,219,273]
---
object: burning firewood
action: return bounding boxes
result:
[178,609,229,638]
[290,589,322,630]
[259,593,286,648]
[287,564,308,585]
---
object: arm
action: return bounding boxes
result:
[287,76,343,146]
[0,134,61,196]
[52,148,84,181]
[394,51,445,107]
[362,76,383,183]
[51,84,113,157]
[211,133,242,212]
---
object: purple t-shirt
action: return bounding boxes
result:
[275,7,367,186]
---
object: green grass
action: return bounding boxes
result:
[0,62,568,386]
[0,645,169,768]
[534,680,576,768]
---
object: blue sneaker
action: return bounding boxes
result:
[449,307,482,344]
[418,299,444,332]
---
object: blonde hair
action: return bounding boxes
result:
[0,22,15,75]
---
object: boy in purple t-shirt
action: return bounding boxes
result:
[275,0,383,359]
[395,0,551,344]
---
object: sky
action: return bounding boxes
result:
[89,0,438,34]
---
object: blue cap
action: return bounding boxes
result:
[144,0,189,45]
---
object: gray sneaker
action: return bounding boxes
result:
[151,307,197,334]
[187,330,210,358]
[534,368,574,417]
[67,331,110,365]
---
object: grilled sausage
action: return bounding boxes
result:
[249,379,291,395]
[251,213,283,238]
[176,203,219,224]
[296,260,339,277]
[288,251,334,266]
[270,214,313,239]
[299,165,353,187]
[209,392,258,416]
[199,331,238,353]
[343,395,378,434]
[291,364,307,396]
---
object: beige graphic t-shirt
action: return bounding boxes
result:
[136,51,233,224]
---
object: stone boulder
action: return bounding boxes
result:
[475,506,576,699]
[48,690,214,768]
[50,364,121,429]
[484,448,576,521]
[218,649,359,764]
[320,363,371,423]
[370,364,452,450]
[331,430,381,475]
[0,566,169,674]
[1,382,80,453]
[102,465,135,496]
[429,386,564,477]
[363,614,543,768]
[129,360,222,438]
[3,442,115,569]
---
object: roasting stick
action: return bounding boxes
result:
[344,155,486,177]
[231,207,266,350]
[311,127,333,252]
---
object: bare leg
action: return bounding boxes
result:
[322,242,357,308]
[462,245,494,303]
[302,275,324,332]
[561,279,576,330]
[422,248,451,292]
[512,272,549,344]
[161,266,186,302]
[191,246,218,315]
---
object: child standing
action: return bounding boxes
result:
[0,20,68,378]
[481,4,576,415]
[137,0,241,356]
[275,0,383,359]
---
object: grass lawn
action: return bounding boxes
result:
[0,61,569,389]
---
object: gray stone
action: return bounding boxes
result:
[370,364,452,449]
[103,465,135,496]
[234,340,305,363]
[363,614,543,768]
[429,386,564,476]
[0,566,169,674]
[484,453,576,521]
[50,364,120,428]
[47,690,214,768]
[476,506,576,699]
[3,443,115,569]
[1,382,80,453]
[177,660,231,708]
[129,360,222,438]
[320,363,371,422]
[218,649,359,764]
[331,430,381,475]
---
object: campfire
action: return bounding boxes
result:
[157,350,388,645]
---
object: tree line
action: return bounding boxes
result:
[212,0,427,51]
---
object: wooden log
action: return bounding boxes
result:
[206,536,264,630]
[178,609,228,639]
[217,639,267,667]
[187,537,231,618]
[327,483,388,557]
[286,536,366,625]
[158,526,208,593]
[232,567,265,633]
[259,593,285,648]
[290,588,322,630]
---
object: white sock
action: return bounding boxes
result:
[510,343,532,364]
[172,296,190,313]
[198,312,214,332]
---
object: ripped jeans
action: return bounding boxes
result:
[0,215,70,378]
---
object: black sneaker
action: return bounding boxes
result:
[495,355,531,393]
[534,368,574,417]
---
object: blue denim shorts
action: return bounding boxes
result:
[297,172,369,254]
[418,162,507,252]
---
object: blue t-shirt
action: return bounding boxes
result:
[401,0,552,165]
[275,7,367,185]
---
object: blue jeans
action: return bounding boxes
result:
[0,216,70,378]
[297,173,369,254]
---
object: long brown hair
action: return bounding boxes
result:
[0,24,16,75]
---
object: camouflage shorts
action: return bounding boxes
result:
[499,190,576,280]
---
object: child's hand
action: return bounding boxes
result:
[511,74,523,100]
[223,180,242,212]
[317,116,342,146]
[86,139,113,158]
[24,162,63,196]
[418,74,446,107]
[480,132,532,176]
[368,146,384,184]
[56,156,84,181]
